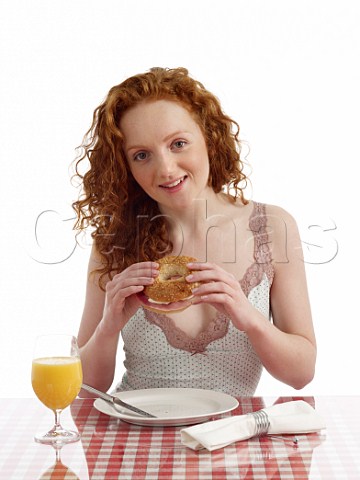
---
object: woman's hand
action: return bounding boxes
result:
[187,262,253,331]
[101,261,158,335]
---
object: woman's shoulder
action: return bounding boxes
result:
[254,201,298,228]
[229,198,299,233]
[227,198,297,231]
[256,202,302,263]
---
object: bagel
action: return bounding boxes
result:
[138,255,200,313]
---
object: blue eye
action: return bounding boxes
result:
[134,151,148,161]
[172,140,186,149]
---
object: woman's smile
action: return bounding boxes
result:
[159,175,188,191]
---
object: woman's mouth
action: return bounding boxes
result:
[159,176,187,190]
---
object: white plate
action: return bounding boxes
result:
[93,388,239,427]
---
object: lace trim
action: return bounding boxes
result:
[240,202,275,296]
[145,310,229,354]
[144,202,274,354]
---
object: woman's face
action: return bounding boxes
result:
[120,99,210,211]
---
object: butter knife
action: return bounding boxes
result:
[82,383,157,418]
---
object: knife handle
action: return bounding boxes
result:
[81,383,157,418]
[81,383,113,402]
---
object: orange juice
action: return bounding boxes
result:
[32,357,83,411]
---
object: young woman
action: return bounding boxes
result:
[73,67,316,396]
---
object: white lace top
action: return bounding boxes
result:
[115,202,274,397]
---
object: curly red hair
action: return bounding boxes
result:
[72,67,248,288]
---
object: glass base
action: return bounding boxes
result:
[35,425,80,445]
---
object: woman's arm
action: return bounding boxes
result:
[189,205,316,390]
[77,245,158,393]
[253,205,316,389]
[77,250,119,394]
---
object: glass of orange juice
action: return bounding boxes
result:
[31,334,83,444]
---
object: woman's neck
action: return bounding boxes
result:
[159,191,239,259]
[159,190,229,227]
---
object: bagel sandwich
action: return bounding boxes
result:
[138,255,200,313]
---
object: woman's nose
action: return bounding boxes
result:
[156,150,176,176]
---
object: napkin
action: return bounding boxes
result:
[180,400,326,451]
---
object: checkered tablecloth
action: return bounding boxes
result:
[0,396,359,479]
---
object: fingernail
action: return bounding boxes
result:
[186,274,194,281]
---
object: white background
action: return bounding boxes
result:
[0,0,358,398]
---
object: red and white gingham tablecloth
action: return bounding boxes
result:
[0,396,359,479]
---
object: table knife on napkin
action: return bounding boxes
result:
[81,383,157,418]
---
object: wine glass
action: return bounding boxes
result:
[31,334,83,444]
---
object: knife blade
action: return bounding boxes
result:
[81,383,157,418]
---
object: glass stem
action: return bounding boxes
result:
[54,409,62,431]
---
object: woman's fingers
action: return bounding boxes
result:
[187,262,238,286]
[192,282,237,301]
[187,262,244,314]
[103,262,159,317]
[106,276,154,300]
[112,262,159,282]
[192,292,230,306]
[192,281,233,296]
[109,262,159,291]
[111,284,145,305]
